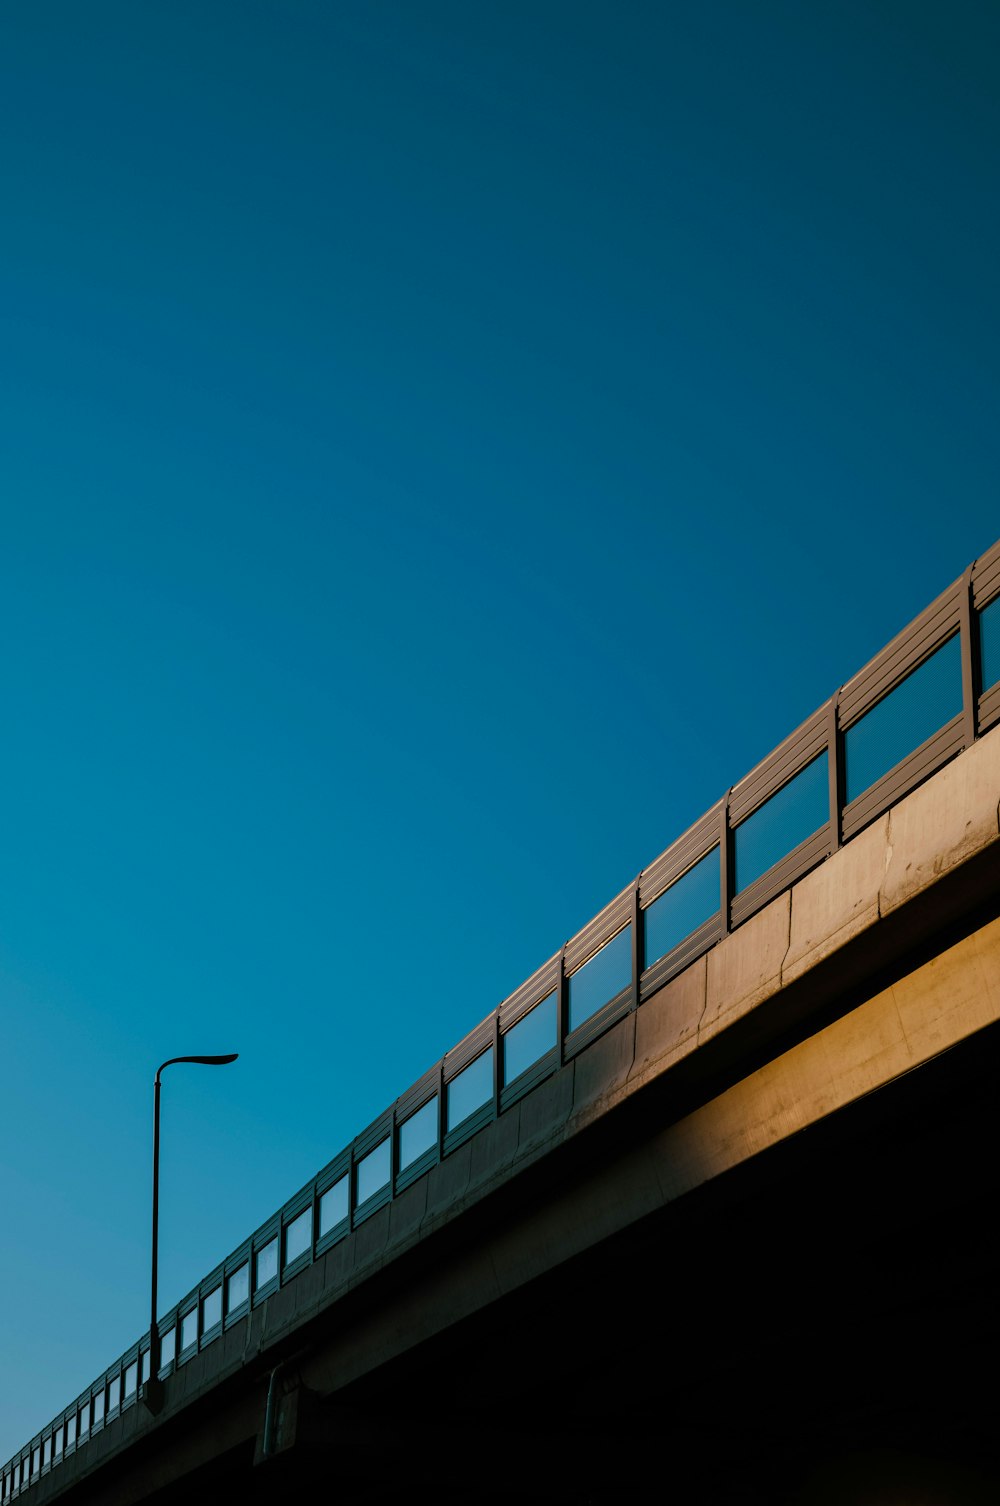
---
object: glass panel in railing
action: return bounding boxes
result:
[226,1263,249,1314]
[319,1175,349,1237]
[53,1427,63,1459]
[734,751,828,893]
[93,1390,105,1426]
[845,636,961,803]
[30,1452,38,1479]
[446,1048,493,1131]
[255,1238,279,1291]
[42,1440,51,1469]
[399,1097,438,1171]
[284,1208,312,1267]
[980,596,1000,692]
[78,1402,90,1437]
[108,1376,121,1412]
[644,847,720,968]
[181,1308,198,1352]
[568,925,631,1032]
[124,1362,138,1400]
[356,1139,391,1204]
[160,1326,176,1370]
[201,1285,222,1333]
[503,992,557,1084]
[65,1415,76,1449]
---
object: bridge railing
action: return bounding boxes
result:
[5,536,1000,1499]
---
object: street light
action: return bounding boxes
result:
[142,1053,238,1413]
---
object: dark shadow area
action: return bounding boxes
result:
[346,1014,1000,1505]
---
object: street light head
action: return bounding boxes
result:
[154,1053,239,1083]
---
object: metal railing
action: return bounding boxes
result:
[5,535,1000,1499]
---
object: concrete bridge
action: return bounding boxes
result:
[7,543,1000,1505]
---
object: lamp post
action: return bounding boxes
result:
[142,1053,238,1413]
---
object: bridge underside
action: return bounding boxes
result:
[67,897,1000,1506]
[318,1037,1000,1506]
[118,1017,1000,1505]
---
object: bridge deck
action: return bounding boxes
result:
[6,540,1000,1503]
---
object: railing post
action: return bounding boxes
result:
[828,691,843,853]
[556,944,568,1066]
[630,877,642,1011]
[720,791,732,933]
[492,1008,502,1116]
[960,564,979,748]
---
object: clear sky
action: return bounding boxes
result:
[1,0,997,1463]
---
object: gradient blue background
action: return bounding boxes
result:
[1,0,997,1461]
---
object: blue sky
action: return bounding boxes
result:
[1,0,997,1462]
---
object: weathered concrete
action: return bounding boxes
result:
[881,724,1000,913]
[572,1010,635,1118]
[782,813,888,984]
[703,891,791,1036]
[672,910,1000,1186]
[630,953,706,1087]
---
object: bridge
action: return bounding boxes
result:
[6,539,1000,1505]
